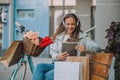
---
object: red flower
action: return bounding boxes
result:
[39,36,53,48]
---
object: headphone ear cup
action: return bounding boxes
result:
[76,21,79,26]
[63,20,65,26]
[76,18,80,26]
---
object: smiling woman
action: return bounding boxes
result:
[64,17,77,35]
[32,13,100,80]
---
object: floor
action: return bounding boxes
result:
[0,57,51,80]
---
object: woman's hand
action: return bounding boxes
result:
[56,52,69,61]
[75,45,85,52]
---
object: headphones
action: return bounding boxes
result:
[62,13,79,27]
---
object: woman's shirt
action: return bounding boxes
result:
[50,31,100,63]
[63,34,70,42]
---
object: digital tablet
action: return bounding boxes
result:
[62,42,77,56]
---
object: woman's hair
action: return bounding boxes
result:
[52,13,82,41]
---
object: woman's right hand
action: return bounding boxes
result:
[75,45,85,52]
[56,52,69,61]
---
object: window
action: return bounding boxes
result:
[0,7,2,22]
[17,9,35,19]
[49,0,76,6]
[49,0,76,36]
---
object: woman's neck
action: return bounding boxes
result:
[65,32,71,36]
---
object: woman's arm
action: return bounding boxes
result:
[84,36,100,53]
[50,40,59,61]
[76,33,100,53]
[50,36,69,62]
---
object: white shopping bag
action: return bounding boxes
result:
[108,57,115,80]
[54,62,83,80]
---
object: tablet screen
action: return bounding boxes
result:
[62,42,77,56]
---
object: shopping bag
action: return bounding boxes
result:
[54,62,83,80]
[66,56,89,80]
[108,57,115,80]
[0,41,24,67]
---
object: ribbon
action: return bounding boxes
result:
[39,36,53,48]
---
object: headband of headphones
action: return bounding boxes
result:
[62,13,79,26]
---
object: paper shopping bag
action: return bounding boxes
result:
[66,56,89,80]
[0,41,24,67]
[54,62,83,80]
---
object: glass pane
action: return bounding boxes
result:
[17,9,34,18]
[0,7,2,22]
[17,10,25,18]
[49,0,76,6]
[65,0,76,6]
[53,0,63,6]
[28,11,34,18]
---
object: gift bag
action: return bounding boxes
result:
[0,41,23,67]
[66,56,89,80]
[54,62,83,80]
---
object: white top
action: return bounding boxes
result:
[63,35,70,42]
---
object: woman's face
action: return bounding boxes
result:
[65,17,76,35]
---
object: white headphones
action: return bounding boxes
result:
[62,13,79,27]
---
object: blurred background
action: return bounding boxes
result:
[0,0,120,57]
[0,0,120,80]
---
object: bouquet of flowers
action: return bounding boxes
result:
[23,30,53,57]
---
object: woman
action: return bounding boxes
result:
[32,13,100,80]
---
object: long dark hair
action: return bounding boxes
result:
[52,13,82,41]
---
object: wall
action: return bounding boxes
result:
[0,5,10,49]
[95,0,120,49]
[15,0,49,57]
[16,0,49,39]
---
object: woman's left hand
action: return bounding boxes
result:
[56,52,69,61]
[75,45,85,52]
